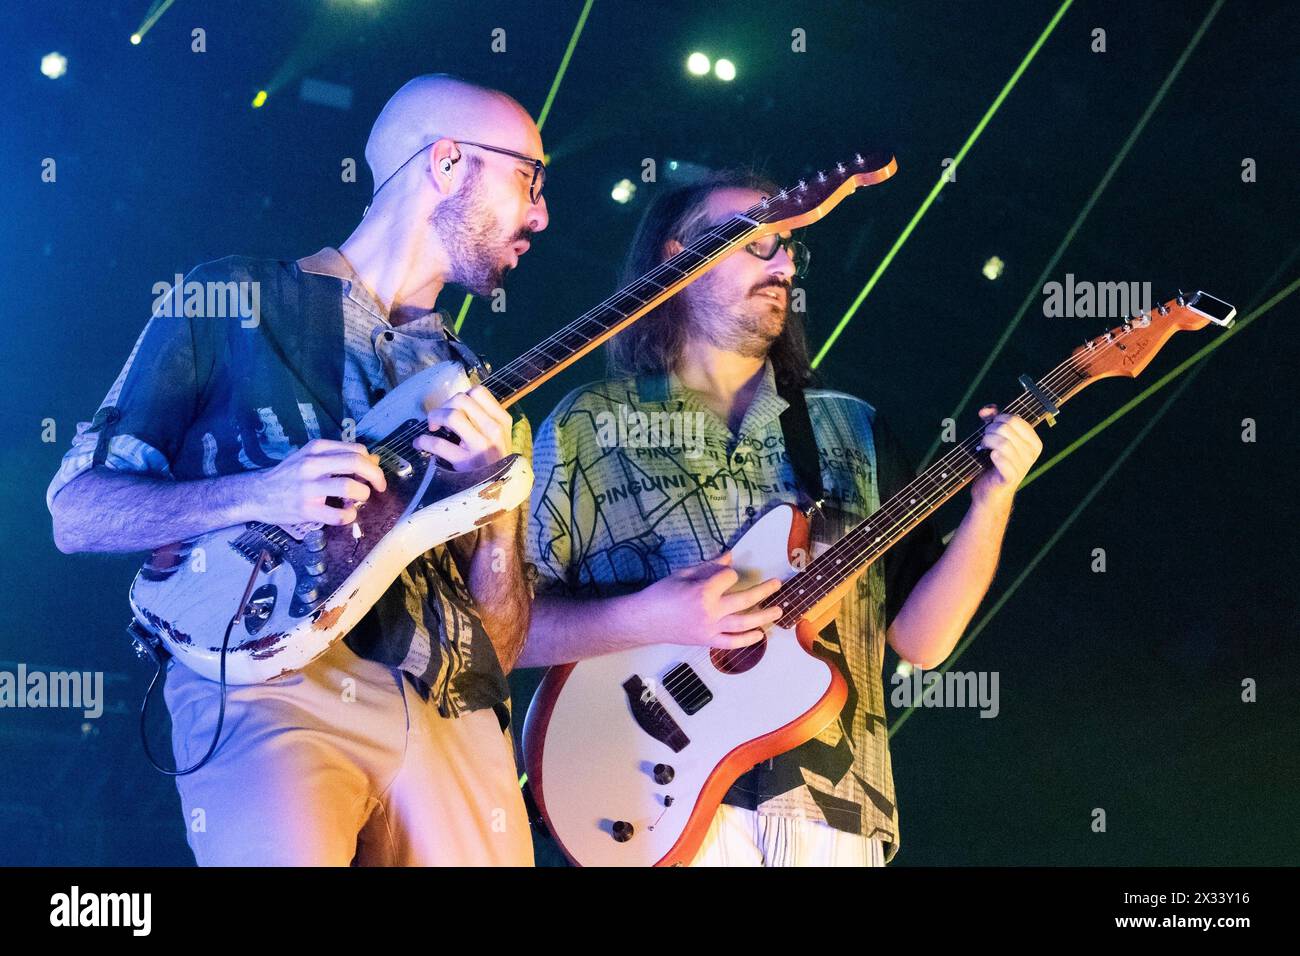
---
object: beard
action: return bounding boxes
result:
[429,159,526,296]
[682,268,790,358]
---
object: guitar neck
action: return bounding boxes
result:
[773,357,1094,628]
[478,151,901,408]
[482,216,763,408]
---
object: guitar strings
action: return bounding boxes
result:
[239,196,794,555]
[188,171,890,656]
[368,204,779,455]
[657,376,1065,704]
[652,328,1140,706]
[480,187,829,400]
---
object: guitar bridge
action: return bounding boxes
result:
[622,675,690,753]
[231,527,285,570]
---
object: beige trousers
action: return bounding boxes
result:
[164,638,533,866]
[689,804,886,867]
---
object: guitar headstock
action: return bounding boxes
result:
[1069,291,1236,384]
[746,150,898,235]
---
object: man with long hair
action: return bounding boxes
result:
[520,169,1042,865]
[48,75,547,865]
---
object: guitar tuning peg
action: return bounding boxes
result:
[836,161,846,174]
[778,188,787,199]
[854,153,865,166]
[1156,302,1169,315]
[797,179,807,191]
[817,170,827,182]
[1176,289,1186,306]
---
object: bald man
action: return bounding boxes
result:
[47,75,549,865]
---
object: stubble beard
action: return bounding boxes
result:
[430,163,509,297]
[683,272,788,359]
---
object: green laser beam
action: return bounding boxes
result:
[919,0,1227,468]
[452,293,474,335]
[888,271,1300,737]
[809,0,1074,369]
[1021,272,1300,490]
[537,0,595,133]
[455,0,596,334]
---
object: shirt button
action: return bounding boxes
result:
[745,506,757,517]
[383,330,395,341]
[734,454,746,464]
[373,388,386,400]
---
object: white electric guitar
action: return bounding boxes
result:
[129,152,901,683]
[522,291,1237,866]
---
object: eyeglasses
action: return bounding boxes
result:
[456,140,547,204]
[683,218,811,277]
[371,138,547,204]
[745,233,811,277]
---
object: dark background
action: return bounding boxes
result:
[2,0,1296,865]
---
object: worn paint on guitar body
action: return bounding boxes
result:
[129,360,532,683]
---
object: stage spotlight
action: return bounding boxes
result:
[41,52,67,79]
[130,33,142,45]
[982,255,1005,280]
[714,58,736,81]
[251,90,268,109]
[686,52,711,76]
[611,179,636,204]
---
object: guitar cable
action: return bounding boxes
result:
[136,548,272,776]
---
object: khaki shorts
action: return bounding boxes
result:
[164,638,533,866]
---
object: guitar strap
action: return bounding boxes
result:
[775,376,825,510]
[729,374,846,788]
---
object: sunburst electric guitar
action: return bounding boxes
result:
[129,153,900,683]
[523,290,1237,866]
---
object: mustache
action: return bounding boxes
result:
[749,277,792,296]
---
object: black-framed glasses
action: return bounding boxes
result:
[456,140,546,204]
[371,139,547,204]
[682,219,811,277]
[745,233,811,276]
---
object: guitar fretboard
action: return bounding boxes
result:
[770,360,1092,627]
[482,216,764,406]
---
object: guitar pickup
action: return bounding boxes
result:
[663,663,713,715]
[622,675,690,753]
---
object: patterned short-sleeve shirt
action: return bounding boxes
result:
[46,248,524,718]
[526,361,943,861]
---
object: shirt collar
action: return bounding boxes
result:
[298,246,446,335]
[636,359,790,436]
[297,246,352,280]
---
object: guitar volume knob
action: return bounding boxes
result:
[611,820,634,843]
[653,763,675,785]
